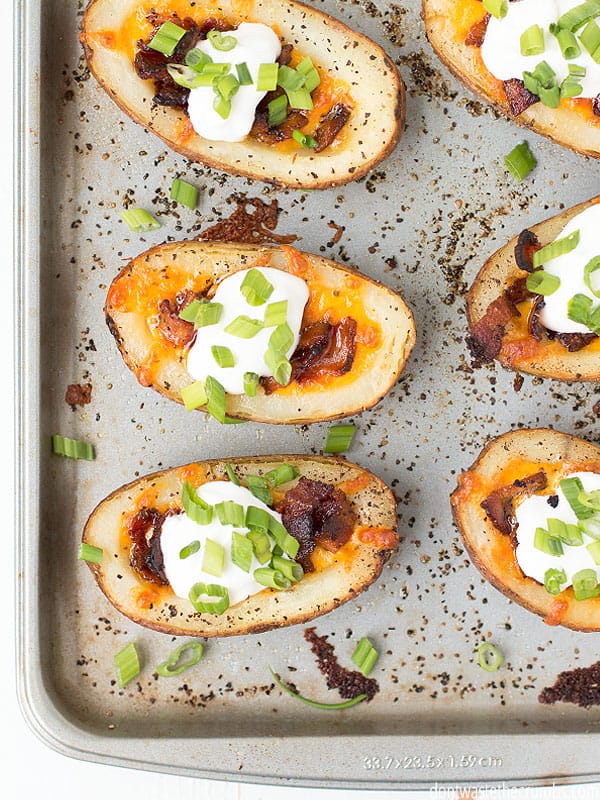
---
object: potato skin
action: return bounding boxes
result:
[82,0,405,188]
[104,240,416,423]
[467,196,600,382]
[82,455,399,637]
[423,0,600,158]
[451,428,600,631]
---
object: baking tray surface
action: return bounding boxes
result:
[15,0,600,788]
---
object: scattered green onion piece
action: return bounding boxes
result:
[167,64,213,89]
[482,0,508,19]
[78,542,103,564]
[240,268,274,306]
[504,141,537,182]
[271,554,304,583]
[324,424,356,454]
[236,62,253,85]
[268,94,288,127]
[569,63,587,77]
[182,481,214,525]
[185,48,212,71]
[207,30,237,51]
[532,230,580,268]
[547,517,583,546]
[580,516,600,539]
[246,505,271,532]
[520,25,545,57]
[265,464,300,487]
[189,582,230,614]
[264,349,292,386]
[544,567,567,596]
[550,23,582,59]
[195,302,224,328]
[156,642,204,677]
[526,270,560,296]
[224,315,263,338]
[120,208,161,233]
[567,293,594,328]
[211,345,235,369]
[254,566,291,590]
[179,540,201,560]
[533,59,557,84]
[351,637,379,676]
[215,500,245,527]
[225,464,240,485]
[538,82,560,108]
[561,477,596,519]
[202,62,232,75]
[558,1,600,32]
[205,375,227,423]
[292,129,318,149]
[202,538,225,577]
[584,256,600,298]
[477,642,504,672]
[270,668,366,710]
[243,371,259,397]
[246,474,273,506]
[114,642,140,688]
[264,300,288,327]
[277,65,306,92]
[257,63,279,91]
[269,323,294,354]
[178,299,204,322]
[148,21,186,56]
[560,75,584,98]
[213,94,231,119]
[216,73,240,100]
[578,489,600,511]
[285,88,313,110]
[579,19,600,61]
[534,527,564,557]
[181,380,208,411]
[246,529,272,564]
[272,544,284,557]
[296,57,321,92]
[268,516,300,559]
[572,568,600,600]
[52,434,95,461]
[587,540,600,565]
[231,531,254,573]
[170,178,198,210]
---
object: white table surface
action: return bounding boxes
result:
[4,7,600,799]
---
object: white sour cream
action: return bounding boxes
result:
[515,471,600,590]
[481,0,600,99]
[537,204,600,334]
[187,23,281,142]
[186,267,309,395]
[160,481,285,606]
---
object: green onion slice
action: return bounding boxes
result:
[268,516,300,559]
[114,642,140,688]
[225,463,240,485]
[202,538,225,577]
[477,642,504,672]
[170,178,198,209]
[156,642,204,677]
[231,531,253,573]
[216,73,240,101]
[181,380,208,412]
[587,540,600,565]
[224,315,263,338]
[534,527,564,556]
[196,302,224,328]
[178,299,204,322]
[182,481,214,525]
[351,637,379,676]
[568,293,594,327]
[236,62,253,85]
[579,19,600,62]
[246,505,271,532]
[265,464,300,487]
[52,434,95,461]
[520,25,545,57]
[292,129,318,149]
[578,489,600,511]
[277,65,306,92]
[189,581,230,614]
[580,516,600,539]
[167,64,211,89]
[205,375,227,423]
[285,88,313,110]
[148,21,186,56]
[550,23,582,59]
[558,1,600,32]
[560,75,584,98]
[270,667,367,710]
[269,322,294,354]
[120,208,161,233]
[264,349,292,386]
[296,57,321,92]
[547,517,583,546]
[561,477,596,519]
[179,540,201,560]
[257,62,279,91]
[324,424,356,454]
[254,566,291,590]
[211,345,235,368]
[246,529,272,564]
[215,500,245,527]
[532,230,580,268]
[207,30,237,51]
[246,474,273,506]
[268,94,288,127]
[572,568,600,600]
[544,567,567,596]
[213,94,231,120]
[584,256,600,298]
[504,141,537,182]
[525,270,560,296]
[569,63,587,77]
[271,554,304,583]
[185,48,212,71]
[482,0,508,19]
[240,268,274,306]
[78,542,103,564]
[243,371,259,397]
[264,300,288,327]
[538,82,561,108]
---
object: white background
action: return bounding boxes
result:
[2,5,600,799]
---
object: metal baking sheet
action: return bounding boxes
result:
[15,0,600,788]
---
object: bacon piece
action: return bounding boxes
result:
[250,108,309,144]
[467,296,519,367]
[504,275,532,305]
[514,229,541,273]
[465,13,490,46]
[198,196,298,244]
[278,43,293,66]
[65,383,92,408]
[527,295,546,341]
[555,332,597,351]
[503,78,539,116]
[593,95,600,117]
[128,508,168,585]
[156,292,196,347]
[304,627,379,702]
[314,103,351,152]
[481,470,548,536]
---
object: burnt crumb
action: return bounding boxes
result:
[304,627,379,701]
[539,660,600,708]
[197,195,298,244]
[365,170,386,194]
[65,383,92,409]
[513,374,524,393]
[327,221,345,244]
[546,495,559,508]
[396,52,458,102]
[382,4,408,48]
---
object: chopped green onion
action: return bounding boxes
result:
[569,63,587,77]
[156,642,204,677]
[270,667,366,710]
[207,30,237,51]
[268,517,300,559]
[236,62,253,85]
[224,315,263,338]
[324,424,356,454]
[271,554,303,583]
[216,72,240,100]
[526,270,560,296]
[167,64,213,89]
[272,544,284,557]
[264,350,292,386]
[522,60,560,107]
[246,505,271,532]
[578,489,600,511]
[268,94,288,127]
[195,302,224,328]
[185,48,212,71]
[560,74,584,98]
[257,63,279,91]
[567,293,594,328]
[579,19,600,61]
[264,300,288,327]
[572,568,600,600]
[477,642,504,672]
[178,299,204,322]
[170,178,198,210]
[534,527,564,556]
[520,25,545,57]
[561,477,596,519]
[532,230,580,268]
[205,375,227,423]
[254,566,291,590]
[215,500,245,527]
[52,434,95,461]
[482,0,508,19]
[179,540,201,560]
[538,82,561,108]
[587,540,600,565]
[240,268,274,306]
[351,637,379,676]
[246,474,273,506]
[246,529,272,564]
[584,256,600,298]
[225,464,240,485]
[120,208,161,233]
[269,323,294,354]
[547,517,583,546]
[580,516,600,539]
[148,21,186,56]
[182,481,214,525]
[504,141,537,182]
[544,567,567,595]
[243,371,259,397]
[202,62,232,76]
[213,94,231,119]
[211,345,235,368]
[285,88,314,110]
[181,380,208,412]
[296,57,321,92]
[265,464,300,487]
[189,582,229,614]
[558,1,600,32]
[114,642,140,688]
[292,129,318,149]
[78,542,103,564]
[202,538,225,577]
[277,65,306,92]
[550,23,582,59]
[231,531,253,573]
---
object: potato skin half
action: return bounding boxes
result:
[467,196,600,382]
[82,455,399,637]
[82,0,405,188]
[104,240,416,423]
[423,0,600,158]
[451,428,600,631]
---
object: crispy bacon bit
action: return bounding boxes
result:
[278,43,293,66]
[304,627,379,701]
[280,477,356,571]
[594,95,600,117]
[157,299,195,347]
[465,13,490,47]
[539,660,600,707]
[467,296,520,367]
[514,229,541,273]
[250,107,309,144]
[527,295,546,341]
[65,383,92,408]
[481,470,548,536]
[513,373,524,392]
[503,78,539,116]
[556,332,598,351]
[197,196,298,244]
[314,103,351,152]
[504,275,532,305]
[128,508,168,585]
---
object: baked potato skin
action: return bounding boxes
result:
[467,196,600,382]
[451,428,600,631]
[82,0,405,188]
[422,0,600,158]
[83,455,399,637]
[104,240,416,424]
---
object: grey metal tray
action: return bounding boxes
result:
[15,0,600,789]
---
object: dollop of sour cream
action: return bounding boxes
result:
[187,23,281,142]
[515,471,600,591]
[538,204,600,334]
[186,267,309,394]
[160,481,285,606]
[481,0,600,99]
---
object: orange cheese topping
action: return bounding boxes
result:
[357,526,398,550]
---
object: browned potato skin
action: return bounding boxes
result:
[467,196,600,382]
[82,0,405,189]
[451,428,600,632]
[423,0,600,158]
[83,455,398,637]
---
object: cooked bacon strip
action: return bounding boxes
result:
[467,296,520,367]
[465,13,490,46]
[481,470,548,536]
[314,103,351,152]
[250,107,309,144]
[514,229,541,273]
[65,383,92,408]
[527,295,546,341]
[504,78,539,116]
[198,196,298,244]
[556,332,598,351]
[156,290,200,347]
[128,508,168,585]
